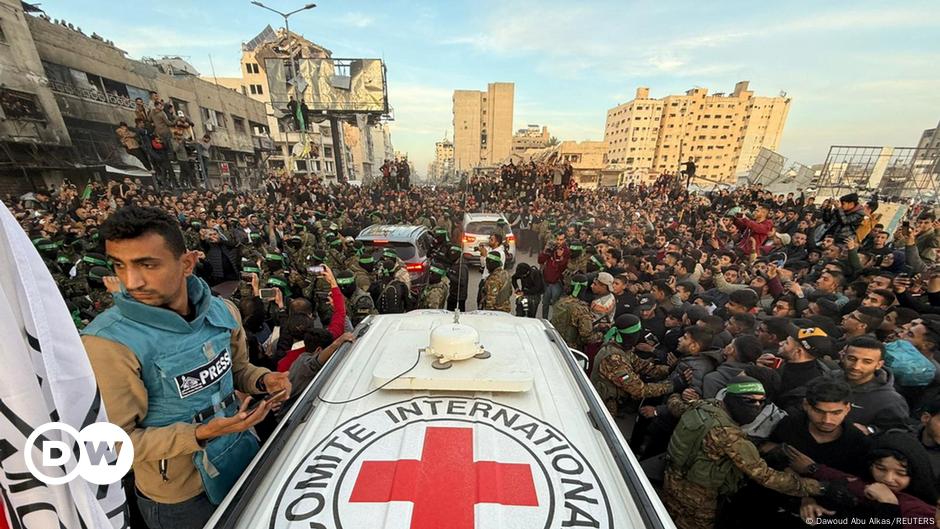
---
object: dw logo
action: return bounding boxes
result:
[24,422,134,485]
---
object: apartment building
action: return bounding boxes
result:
[452,82,514,171]
[604,81,790,183]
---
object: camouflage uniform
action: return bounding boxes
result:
[481,268,512,312]
[549,295,594,350]
[563,254,588,288]
[349,258,373,292]
[419,277,450,309]
[346,288,377,327]
[663,399,822,529]
[590,342,673,410]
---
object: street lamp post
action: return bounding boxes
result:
[250,1,316,179]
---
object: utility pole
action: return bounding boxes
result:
[251,1,316,179]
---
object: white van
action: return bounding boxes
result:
[205,310,675,529]
[461,212,516,269]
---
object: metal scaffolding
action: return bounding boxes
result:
[816,145,940,201]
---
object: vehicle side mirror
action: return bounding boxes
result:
[569,349,589,372]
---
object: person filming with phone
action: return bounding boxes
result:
[81,206,292,529]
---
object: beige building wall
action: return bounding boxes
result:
[604,81,790,184]
[28,16,267,159]
[452,82,514,171]
[558,140,607,187]
[453,90,482,171]
[484,82,514,164]
[512,125,550,154]
[429,137,454,181]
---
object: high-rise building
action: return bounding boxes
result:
[512,125,551,154]
[428,133,455,182]
[604,81,791,183]
[452,82,514,171]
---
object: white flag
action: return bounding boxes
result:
[0,200,127,529]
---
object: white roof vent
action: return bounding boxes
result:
[372,313,533,393]
[424,323,490,369]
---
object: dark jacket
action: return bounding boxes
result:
[823,368,910,430]
[512,266,545,295]
[822,205,865,243]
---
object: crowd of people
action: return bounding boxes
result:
[114,91,215,190]
[8,162,940,528]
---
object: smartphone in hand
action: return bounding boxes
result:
[245,389,287,414]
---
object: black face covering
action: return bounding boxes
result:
[487,258,503,274]
[724,395,764,425]
[339,283,356,298]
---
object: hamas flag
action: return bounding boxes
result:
[0,200,128,529]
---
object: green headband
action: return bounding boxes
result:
[336,276,356,286]
[603,321,643,344]
[570,244,584,251]
[37,243,59,251]
[430,265,447,276]
[265,253,284,261]
[359,256,375,264]
[82,256,109,267]
[591,256,605,270]
[330,239,342,247]
[572,280,588,298]
[242,266,261,274]
[56,256,72,264]
[266,277,288,288]
[486,253,502,264]
[382,250,398,259]
[726,382,765,396]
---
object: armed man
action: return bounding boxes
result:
[591,314,685,415]
[662,375,842,529]
[480,252,512,312]
[418,262,451,309]
[549,274,594,351]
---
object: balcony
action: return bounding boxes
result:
[46,79,135,110]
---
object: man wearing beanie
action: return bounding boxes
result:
[591,314,685,415]
[663,375,827,529]
[822,192,865,244]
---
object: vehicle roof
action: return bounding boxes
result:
[357,224,428,241]
[208,311,674,529]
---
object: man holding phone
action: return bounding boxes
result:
[760,326,834,412]
[81,206,291,529]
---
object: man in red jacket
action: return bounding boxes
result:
[733,205,774,259]
[538,233,570,318]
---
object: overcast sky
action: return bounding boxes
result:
[44,0,940,175]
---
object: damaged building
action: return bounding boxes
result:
[0,0,272,194]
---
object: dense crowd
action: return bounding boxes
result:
[9,162,940,528]
[114,91,218,190]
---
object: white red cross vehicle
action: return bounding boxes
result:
[205,310,676,529]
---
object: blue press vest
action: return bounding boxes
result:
[83,276,258,503]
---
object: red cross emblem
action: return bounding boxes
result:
[349,426,539,529]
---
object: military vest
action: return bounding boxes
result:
[666,401,743,495]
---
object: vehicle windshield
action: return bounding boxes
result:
[465,221,506,235]
[362,240,417,260]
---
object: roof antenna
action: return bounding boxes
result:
[453,307,460,324]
